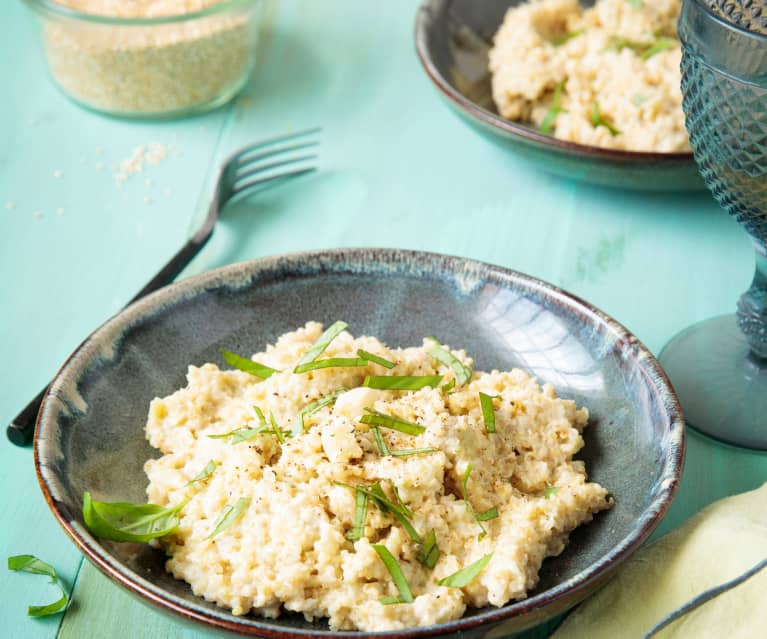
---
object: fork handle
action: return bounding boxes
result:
[6,234,213,447]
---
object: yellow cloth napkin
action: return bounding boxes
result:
[552,483,767,638]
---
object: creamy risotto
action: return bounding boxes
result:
[489,0,690,152]
[144,322,611,631]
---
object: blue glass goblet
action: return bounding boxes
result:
[659,0,767,449]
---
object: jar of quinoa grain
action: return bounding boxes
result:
[24,0,261,118]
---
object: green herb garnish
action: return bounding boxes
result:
[357,349,396,369]
[540,81,565,135]
[186,460,217,485]
[416,529,440,569]
[207,497,250,539]
[221,349,278,379]
[294,357,369,374]
[606,34,675,60]
[461,465,498,539]
[390,447,440,457]
[425,337,472,386]
[363,375,443,391]
[82,492,186,542]
[346,488,369,541]
[269,411,285,443]
[551,29,584,46]
[371,425,390,456]
[293,389,347,436]
[294,321,348,370]
[479,392,497,434]
[628,0,643,8]
[640,36,675,60]
[544,487,560,499]
[441,378,456,394]
[208,426,268,443]
[605,35,645,53]
[591,101,621,136]
[633,94,648,106]
[253,406,267,425]
[372,544,414,604]
[7,554,69,617]
[337,481,422,543]
[438,553,493,588]
[360,408,426,436]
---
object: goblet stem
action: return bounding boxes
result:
[737,240,767,359]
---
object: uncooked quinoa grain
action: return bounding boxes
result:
[43,0,257,115]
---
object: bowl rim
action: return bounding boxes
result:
[413,0,695,164]
[34,248,685,637]
[23,0,257,25]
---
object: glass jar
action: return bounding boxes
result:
[24,0,261,118]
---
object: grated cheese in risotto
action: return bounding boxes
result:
[144,322,612,631]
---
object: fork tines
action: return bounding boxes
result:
[228,128,321,198]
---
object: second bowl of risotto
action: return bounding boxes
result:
[415,0,703,191]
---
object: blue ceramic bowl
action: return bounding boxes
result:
[415,0,704,192]
[35,249,684,637]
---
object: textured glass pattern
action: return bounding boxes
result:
[705,0,767,33]
[680,0,767,356]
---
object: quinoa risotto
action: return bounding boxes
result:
[488,0,690,152]
[143,322,612,631]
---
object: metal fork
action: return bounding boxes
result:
[6,128,320,447]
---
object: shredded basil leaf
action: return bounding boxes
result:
[438,553,493,588]
[372,544,414,604]
[253,406,267,426]
[371,425,390,456]
[294,321,348,370]
[208,426,267,443]
[441,378,456,394]
[540,80,565,135]
[416,529,440,569]
[357,349,396,369]
[641,36,675,60]
[269,411,285,443]
[7,554,69,616]
[551,29,584,46]
[337,481,422,543]
[346,488,369,541]
[461,465,497,539]
[633,94,648,106]
[390,447,440,457]
[221,349,278,379]
[293,389,347,436]
[360,408,426,436]
[591,101,621,136]
[479,392,497,433]
[425,337,472,385]
[294,357,369,374]
[186,460,217,485]
[207,497,251,539]
[544,487,560,499]
[363,375,443,391]
[82,492,186,542]
[476,507,499,521]
[628,0,643,8]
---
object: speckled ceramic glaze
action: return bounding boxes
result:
[35,249,685,638]
[414,0,704,192]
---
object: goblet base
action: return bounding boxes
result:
[659,314,767,450]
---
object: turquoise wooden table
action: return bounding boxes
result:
[2,1,766,638]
